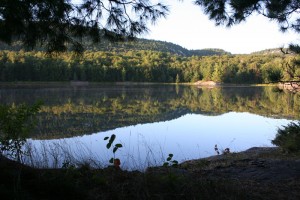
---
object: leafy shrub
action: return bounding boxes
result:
[163,154,178,167]
[272,121,300,153]
[0,102,41,162]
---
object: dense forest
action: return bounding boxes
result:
[0,48,297,84]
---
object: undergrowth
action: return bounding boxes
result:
[272,121,300,153]
[0,158,247,200]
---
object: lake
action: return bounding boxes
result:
[0,83,299,170]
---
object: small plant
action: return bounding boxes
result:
[223,148,230,155]
[104,134,123,168]
[214,144,220,155]
[62,160,76,169]
[272,121,300,153]
[163,154,178,167]
[215,144,230,155]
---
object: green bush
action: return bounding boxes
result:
[0,102,41,162]
[272,121,300,153]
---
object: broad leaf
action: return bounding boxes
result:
[113,146,118,153]
[106,142,112,149]
[115,143,123,148]
[109,134,116,144]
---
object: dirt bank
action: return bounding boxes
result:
[178,147,300,199]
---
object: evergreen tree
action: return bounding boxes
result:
[0,0,169,53]
[176,73,180,83]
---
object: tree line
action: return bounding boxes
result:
[0,50,297,84]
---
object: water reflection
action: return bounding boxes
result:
[26,112,293,170]
[0,84,299,139]
[1,84,299,170]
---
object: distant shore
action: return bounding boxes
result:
[0,81,279,87]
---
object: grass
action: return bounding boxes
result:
[1,146,300,200]
[0,156,247,200]
[181,146,300,170]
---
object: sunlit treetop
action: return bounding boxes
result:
[0,0,169,53]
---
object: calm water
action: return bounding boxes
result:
[1,83,299,170]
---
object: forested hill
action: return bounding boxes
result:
[189,48,230,56]
[250,48,289,55]
[87,38,190,56]
[87,38,231,56]
[0,38,231,56]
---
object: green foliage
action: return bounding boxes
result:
[0,1,169,53]
[0,50,295,83]
[104,134,123,165]
[175,73,180,83]
[163,153,179,167]
[267,68,283,83]
[0,38,232,56]
[0,102,41,162]
[272,122,300,153]
[189,48,230,56]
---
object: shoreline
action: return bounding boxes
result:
[0,146,295,170]
[1,146,299,199]
[0,81,279,87]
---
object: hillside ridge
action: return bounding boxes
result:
[0,38,231,56]
[0,38,289,56]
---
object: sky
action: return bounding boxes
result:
[142,0,299,54]
[72,0,299,54]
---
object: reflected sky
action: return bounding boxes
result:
[27,112,293,170]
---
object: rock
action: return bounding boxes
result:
[278,82,300,92]
[193,80,220,86]
[179,147,300,184]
